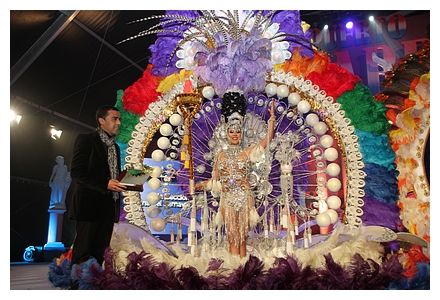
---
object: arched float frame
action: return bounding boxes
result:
[122,71,366,231]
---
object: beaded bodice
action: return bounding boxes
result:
[217,146,251,211]
[218,146,250,190]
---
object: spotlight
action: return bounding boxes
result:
[323,24,329,30]
[369,15,375,22]
[345,21,353,29]
[50,126,62,140]
[10,109,22,125]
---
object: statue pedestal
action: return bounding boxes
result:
[44,208,66,250]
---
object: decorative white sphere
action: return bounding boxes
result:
[157,137,170,150]
[288,92,301,106]
[326,209,339,224]
[151,217,167,232]
[320,135,334,148]
[276,84,289,98]
[146,206,161,218]
[324,147,339,162]
[159,123,173,136]
[313,121,328,135]
[265,83,277,97]
[184,56,195,67]
[148,177,161,190]
[151,149,164,162]
[316,213,331,227]
[185,46,196,56]
[196,165,206,174]
[169,114,182,126]
[146,192,160,205]
[326,195,342,210]
[297,100,311,114]
[150,166,162,178]
[305,113,319,126]
[271,49,284,64]
[327,178,342,192]
[326,163,341,177]
[202,86,215,100]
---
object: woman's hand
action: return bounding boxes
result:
[195,181,206,191]
[269,99,276,120]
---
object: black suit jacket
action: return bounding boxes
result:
[69,131,121,222]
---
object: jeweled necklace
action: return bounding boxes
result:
[225,145,241,158]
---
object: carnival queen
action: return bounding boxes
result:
[196,91,276,257]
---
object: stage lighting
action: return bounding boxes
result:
[345,21,353,29]
[323,24,329,30]
[50,126,62,140]
[10,109,22,125]
[369,16,375,22]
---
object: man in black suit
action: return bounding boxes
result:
[69,105,126,266]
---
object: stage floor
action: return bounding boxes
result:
[10,262,59,290]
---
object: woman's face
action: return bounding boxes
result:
[227,128,241,145]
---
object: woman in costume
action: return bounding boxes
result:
[197,91,276,257]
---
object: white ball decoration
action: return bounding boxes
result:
[288,92,301,106]
[265,83,277,97]
[202,86,215,100]
[151,149,164,162]
[146,192,160,205]
[316,213,331,227]
[150,166,162,178]
[297,100,311,114]
[271,49,284,64]
[320,135,334,148]
[196,165,206,174]
[146,206,161,218]
[327,178,342,192]
[326,163,341,177]
[157,137,170,150]
[326,195,342,210]
[276,84,289,98]
[184,56,195,67]
[159,123,173,136]
[169,114,182,126]
[313,121,328,135]
[151,217,167,232]
[324,147,339,162]
[326,209,339,224]
[148,177,161,190]
[305,113,319,126]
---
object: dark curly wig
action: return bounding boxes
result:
[221,91,247,120]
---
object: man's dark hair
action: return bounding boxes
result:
[95,105,119,126]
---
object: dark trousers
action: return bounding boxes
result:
[71,220,114,265]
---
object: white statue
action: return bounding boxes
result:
[49,155,71,209]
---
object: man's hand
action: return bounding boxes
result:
[107,179,126,192]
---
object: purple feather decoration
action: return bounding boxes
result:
[62,247,414,290]
[362,196,401,230]
[194,29,272,96]
[176,266,209,289]
[206,258,224,272]
[70,257,103,290]
[223,255,265,289]
[48,258,72,289]
[148,10,200,77]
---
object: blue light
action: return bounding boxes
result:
[323,24,329,30]
[345,21,353,29]
[369,16,375,22]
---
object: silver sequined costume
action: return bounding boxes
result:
[216,145,254,248]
